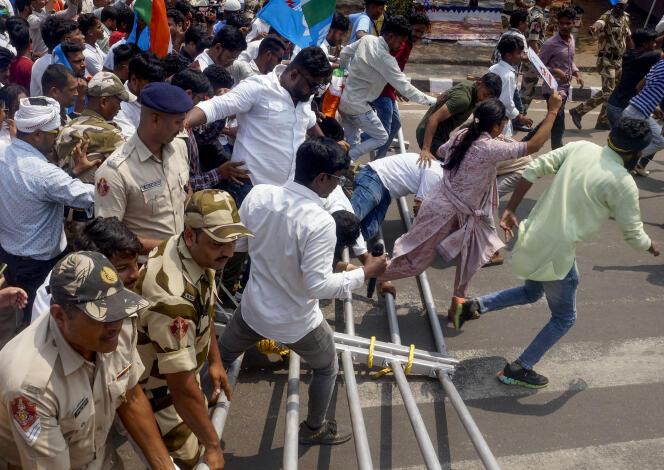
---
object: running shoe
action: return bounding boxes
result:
[298,419,352,446]
[497,363,549,389]
[449,297,479,330]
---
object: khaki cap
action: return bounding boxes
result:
[185,189,253,243]
[87,71,136,102]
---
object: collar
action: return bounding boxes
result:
[200,50,215,65]
[604,146,627,167]
[49,315,92,377]
[499,60,516,73]
[85,42,98,52]
[285,180,325,207]
[177,235,208,287]
[249,60,260,73]
[80,108,106,121]
[129,132,171,163]
[553,32,572,45]
[378,36,390,53]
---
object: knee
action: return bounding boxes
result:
[552,309,577,332]
[524,284,545,303]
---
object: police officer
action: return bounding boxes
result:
[94,82,193,255]
[134,189,253,470]
[0,251,175,470]
[56,71,130,184]
[570,0,632,130]
[519,0,549,113]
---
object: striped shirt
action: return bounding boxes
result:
[629,59,664,117]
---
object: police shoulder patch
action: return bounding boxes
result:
[169,317,189,341]
[10,396,41,446]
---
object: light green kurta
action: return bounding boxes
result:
[510,141,651,282]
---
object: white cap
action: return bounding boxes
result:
[224,0,241,11]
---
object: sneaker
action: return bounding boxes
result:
[449,296,479,330]
[569,108,582,129]
[497,363,548,389]
[633,164,651,177]
[298,420,352,446]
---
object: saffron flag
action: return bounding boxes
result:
[257,0,336,50]
[128,0,170,57]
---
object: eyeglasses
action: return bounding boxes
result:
[301,72,326,94]
[326,173,346,186]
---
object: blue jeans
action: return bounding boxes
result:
[606,103,623,129]
[512,89,524,127]
[350,166,391,240]
[622,104,664,168]
[477,264,579,370]
[221,178,253,207]
[369,97,401,159]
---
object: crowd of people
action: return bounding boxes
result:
[0,0,660,468]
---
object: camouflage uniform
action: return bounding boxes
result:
[572,11,631,126]
[520,4,547,112]
[502,0,516,30]
[0,252,149,470]
[134,190,252,470]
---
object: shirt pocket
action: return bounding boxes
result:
[59,394,95,441]
[267,100,286,120]
[108,373,130,409]
[141,181,166,216]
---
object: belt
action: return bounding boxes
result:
[598,52,621,61]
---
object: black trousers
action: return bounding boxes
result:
[543,94,567,150]
[0,246,63,325]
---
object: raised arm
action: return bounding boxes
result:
[418,104,451,167]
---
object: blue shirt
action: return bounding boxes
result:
[629,59,664,117]
[0,139,94,260]
[349,12,372,43]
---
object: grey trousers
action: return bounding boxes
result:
[486,172,524,232]
[220,305,339,429]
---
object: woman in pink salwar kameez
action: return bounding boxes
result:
[379,94,562,323]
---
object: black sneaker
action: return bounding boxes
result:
[497,363,548,389]
[298,419,352,446]
[569,108,582,129]
[594,121,611,131]
[449,297,479,330]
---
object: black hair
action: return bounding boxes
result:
[480,72,502,99]
[0,46,13,69]
[160,51,190,76]
[257,36,286,57]
[101,6,118,24]
[366,0,387,5]
[331,13,351,32]
[128,51,166,82]
[203,64,233,90]
[331,210,360,261]
[268,26,280,36]
[167,8,186,26]
[212,25,247,52]
[77,13,100,35]
[172,67,211,96]
[60,40,84,57]
[444,99,506,173]
[73,217,142,259]
[14,0,29,13]
[6,18,29,52]
[113,42,140,66]
[184,24,209,54]
[632,28,658,48]
[609,117,652,156]
[174,0,194,18]
[497,35,523,56]
[294,136,350,185]
[226,12,252,29]
[510,9,528,28]
[42,17,77,51]
[42,63,75,93]
[0,84,28,118]
[318,115,345,141]
[381,15,411,37]
[116,5,135,32]
[409,11,431,28]
[557,7,577,21]
[289,46,332,79]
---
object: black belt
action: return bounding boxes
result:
[598,52,621,61]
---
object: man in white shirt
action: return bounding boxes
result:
[237,26,289,63]
[220,136,388,445]
[291,13,351,66]
[185,46,332,206]
[488,36,532,136]
[245,15,270,42]
[227,36,286,86]
[351,153,444,240]
[30,17,78,96]
[192,24,246,72]
[79,12,106,75]
[114,52,165,139]
[338,16,439,160]
[27,0,80,56]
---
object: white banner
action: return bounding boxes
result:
[527,48,558,92]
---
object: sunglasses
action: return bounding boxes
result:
[326,173,347,186]
[301,73,326,94]
[43,129,59,134]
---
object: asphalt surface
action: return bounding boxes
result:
[116,100,664,469]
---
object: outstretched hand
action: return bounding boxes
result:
[417,149,436,168]
[71,141,101,176]
[500,209,519,242]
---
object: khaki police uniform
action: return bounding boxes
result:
[520,4,548,112]
[94,132,190,242]
[572,10,631,126]
[0,252,148,470]
[134,189,252,469]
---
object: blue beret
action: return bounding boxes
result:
[140,82,193,114]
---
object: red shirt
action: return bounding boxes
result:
[109,32,126,48]
[379,39,413,100]
[9,56,33,91]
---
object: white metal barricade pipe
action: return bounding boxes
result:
[342,249,374,470]
[194,353,244,470]
[645,0,657,27]
[283,352,301,470]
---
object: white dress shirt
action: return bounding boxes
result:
[367,152,444,199]
[28,3,77,56]
[115,83,141,139]
[239,182,365,343]
[193,49,215,71]
[338,35,436,116]
[103,37,125,71]
[488,60,519,136]
[30,53,54,97]
[83,42,106,75]
[246,17,270,42]
[237,39,261,63]
[227,59,260,86]
[195,65,317,186]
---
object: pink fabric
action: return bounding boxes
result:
[380,130,527,294]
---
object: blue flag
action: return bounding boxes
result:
[257,0,336,50]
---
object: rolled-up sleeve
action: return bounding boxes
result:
[196,79,258,124]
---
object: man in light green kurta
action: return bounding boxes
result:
[452,117,660,389]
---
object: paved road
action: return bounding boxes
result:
[118,100,664,469]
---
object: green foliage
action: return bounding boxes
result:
[387,0,414,18]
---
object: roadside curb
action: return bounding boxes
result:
[413,77,601,102]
